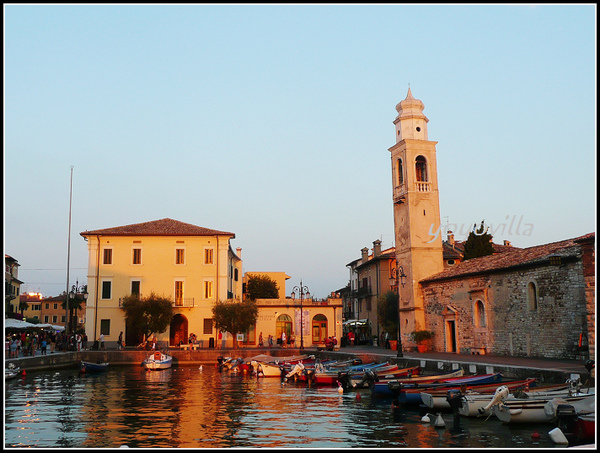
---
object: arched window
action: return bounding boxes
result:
[276,314,293,338]
[474,300,486,327]
[527,281,538,311]
[312,314,328,344]
[415,155,428,182]
[397,158,404,186]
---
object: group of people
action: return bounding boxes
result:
[6,330,93,358]
[256,331,297,348]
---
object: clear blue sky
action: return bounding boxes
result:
[4,4,596,299]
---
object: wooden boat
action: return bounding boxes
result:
[351,366,422,389]
[312,362,399,386]
[142,351,173,371]
[491,389,595,424]
[80,361,109,372]
[371,369,465,397]
[456,382,573,417]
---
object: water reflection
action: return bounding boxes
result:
[5,365,569,448]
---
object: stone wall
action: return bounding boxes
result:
[422,258,588,360]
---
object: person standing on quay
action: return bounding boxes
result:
[117,332,123,350]
[281,331,286,348]
[100,333,105,350]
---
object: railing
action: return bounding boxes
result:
[173,298,195,308]
[416,181,431,192]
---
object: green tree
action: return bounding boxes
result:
[377,291,399,340]
[212,299,258,348]
[463,220,495,260]
[121,292,174,343]
[245,274,279,300]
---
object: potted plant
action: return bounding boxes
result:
[411,330,434,352]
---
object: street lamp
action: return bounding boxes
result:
[69,281,88,336]
[389,262,407,357]
[291,280,310,350]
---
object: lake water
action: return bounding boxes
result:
[4,364,571,448]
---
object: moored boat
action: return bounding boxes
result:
[492,390,595,424]
[80,361,110,372]
[143,351,173,371]
[5,364,21,380]
[371,369,465,397]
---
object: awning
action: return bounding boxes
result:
[36,323,66,331]
[4,318,38,329]
[343,319,369,327]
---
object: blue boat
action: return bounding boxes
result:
[80,361,110,372]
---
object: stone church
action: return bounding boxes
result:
[390,89,595,361]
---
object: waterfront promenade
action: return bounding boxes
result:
[5,343,594,385]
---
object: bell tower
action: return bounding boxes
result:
[389,88,444,338]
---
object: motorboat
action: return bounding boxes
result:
[142,351,173,371]
[5,363,21,380]
[371,369,466,397]
[80,361,110,372]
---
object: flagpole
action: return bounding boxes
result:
[65,166,74,337]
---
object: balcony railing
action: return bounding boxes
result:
[173,298,195,308]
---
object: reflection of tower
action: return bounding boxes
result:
[389,88,444,335]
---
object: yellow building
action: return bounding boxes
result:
[80,218,242,348]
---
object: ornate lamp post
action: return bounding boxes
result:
[389,262,407,357]
[291,280,310,350]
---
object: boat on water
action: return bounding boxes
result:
[142,351,173,371]
[351,366,422,389]
[312,362,399,386]
[371,369,466,397]
[5,364,21,380]
[456,382,574,417]
[491,387,595,424]
[80,361,110,372]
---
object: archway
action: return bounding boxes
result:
[170,314,188,347]
[312,314,328,345]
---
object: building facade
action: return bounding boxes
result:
[80,218,243,348]
[5,254,23,315]
[387,90,595,360]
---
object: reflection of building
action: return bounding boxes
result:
[5,254,23,315]
[80,218,242,347]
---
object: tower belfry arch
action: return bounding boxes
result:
[389,88,444,339]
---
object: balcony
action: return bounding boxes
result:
[173,298,195,308]
[394,182,432,203]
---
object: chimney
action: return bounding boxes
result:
[236,247,242,258]
[447,231,455,248]
[503,240,511,247]
[361,247,369,264]
[373,239,382,257]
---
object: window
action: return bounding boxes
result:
[203,318,213,335]
[397,158,404,186]
[474,300,486,327]
[101,281,112,299]
[527,281,538,311]
[205,248,214,264]
[176,248,185,265]
[175,281,184,306]
[103,248,113,265]
[54,303,58,309]
[131,280,141,296]
[100,319,111,335]
[132,248,142,265]
[415,155,428,182]
[204,281,213,299]
[52,315,58,323]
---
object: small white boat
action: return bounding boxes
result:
[5,364,21,380]
[456,383,575,417]
[143,351,173,371]
[251,360,284,378]
[492,389,595,424]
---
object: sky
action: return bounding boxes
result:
[4,4,596,300]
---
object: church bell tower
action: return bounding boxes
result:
[389,88,444,338]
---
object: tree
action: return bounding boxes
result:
[245,274,279,300]
[463,220,495,260]
[377,291,399,340]
[212,299,258,348]
[121,292,174,343]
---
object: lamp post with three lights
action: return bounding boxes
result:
[291,280,310,350]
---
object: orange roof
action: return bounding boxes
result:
[421,233,593,283]
[80,218,235,238]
